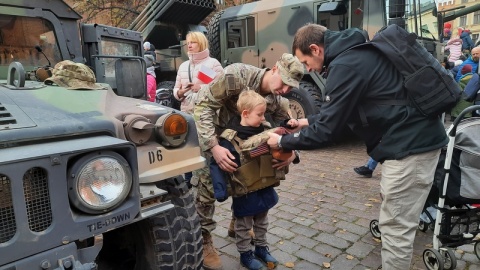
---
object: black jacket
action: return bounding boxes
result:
[281,28,448,162]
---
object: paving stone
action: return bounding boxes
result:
[314,232,351,249]
[211,138,476,270]
[329,254,360,270]
[291,217,315,227]
[291,235,319,249]
[275,239,302,253]
[269,226,295,239]
[290,259,322,270]
[272,218,296,230]
[335,229,362,243]
[277,204,303,215]
[295,247,331,265]
[336,220,370,235]
[313,243,343,258]
[346,241,376,258]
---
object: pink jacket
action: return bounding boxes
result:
[147,73,156,102]
[445,38,463,62]
[173,49,223,114]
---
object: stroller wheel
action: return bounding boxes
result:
[475,242,480,260]
[418,221,430,232]
[369,219,381,239]
[440,248,456,270]
[423,248,444,270]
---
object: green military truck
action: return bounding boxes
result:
[0,0,205,269]
[207,0,480,118]
[128,0,216,109]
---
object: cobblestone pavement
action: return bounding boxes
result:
[207,139,480,270]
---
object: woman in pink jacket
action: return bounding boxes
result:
[173,31,223,188]
[173,31,224,115]
[445,35,463,63]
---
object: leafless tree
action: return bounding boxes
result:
[69,0,149,28]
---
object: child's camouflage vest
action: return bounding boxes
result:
[219,128,288,197]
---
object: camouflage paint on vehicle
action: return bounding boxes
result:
[208,0,480,119]
[0,0,205,269]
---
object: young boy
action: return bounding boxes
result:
[210,90,297,270]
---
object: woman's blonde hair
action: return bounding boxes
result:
[186,31,209,52]
[237,90,266,113]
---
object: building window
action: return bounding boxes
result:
[472,34,479,44]
[474,11,480,24]
[459,15,467,26]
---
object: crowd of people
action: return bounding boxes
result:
[142,22,479,270]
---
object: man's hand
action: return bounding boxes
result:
[267,132,280,149]
[211,145,238,173]
[272,151,296,169]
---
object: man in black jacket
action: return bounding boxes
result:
[267,23,448,270]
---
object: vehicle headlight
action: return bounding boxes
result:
[155,112,188,147]
[68,151,132,214]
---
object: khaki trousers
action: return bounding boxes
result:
[379,149,440,269]
[235,211,269,253]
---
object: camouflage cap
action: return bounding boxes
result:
[44,60,104,90]
[276,53,304,88]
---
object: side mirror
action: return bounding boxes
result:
[318,2,347,15]
[115,59,147,99]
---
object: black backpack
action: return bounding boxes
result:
[358,24,462,117]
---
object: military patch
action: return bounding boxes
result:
[219,129,237,140]
[225,74,237,96]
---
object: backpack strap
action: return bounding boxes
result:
[338,44,410,127]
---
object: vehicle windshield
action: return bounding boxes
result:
[0,14,61,68]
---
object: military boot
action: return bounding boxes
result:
[202,233,223,270]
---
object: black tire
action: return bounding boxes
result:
[369,219,381,239]
[156,81,180,110]
[97,178,202,270]
[284,81,322,119]
[207,10,224,62]
[475,241,480,260]
[440,248,456,270]
[423,248,445,270]
[418,220,430,232]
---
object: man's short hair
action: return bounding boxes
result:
[292,23,327,56]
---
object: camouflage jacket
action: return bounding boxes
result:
[194,63,291,152]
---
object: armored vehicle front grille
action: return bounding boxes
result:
[23,168,52,232]
[0,174,16,244]
[0,104,16,125]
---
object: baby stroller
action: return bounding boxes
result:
[369,106,480,270]
[422,105,480,270]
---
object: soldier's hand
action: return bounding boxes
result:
[211,145,237,173]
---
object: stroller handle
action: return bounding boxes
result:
[449,105,480,137]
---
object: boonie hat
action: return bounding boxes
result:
[276,53,304,88]
[44,60,104,90]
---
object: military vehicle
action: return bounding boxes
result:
[207,0,480,118]
[0,0,205,269]
[128,0,216,109]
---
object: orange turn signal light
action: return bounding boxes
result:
[164,114,187,136]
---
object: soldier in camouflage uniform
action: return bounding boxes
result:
[193,53,303,270]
